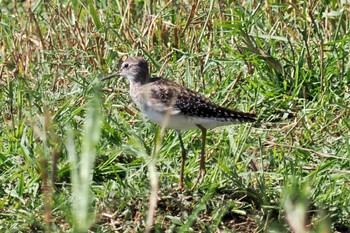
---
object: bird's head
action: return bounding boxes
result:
[102,57,150,84]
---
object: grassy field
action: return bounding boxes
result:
[1,0,350,232]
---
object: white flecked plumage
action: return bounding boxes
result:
[103,57,256,189]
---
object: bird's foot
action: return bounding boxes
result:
[191,167,206,190]
[178,179,184,191]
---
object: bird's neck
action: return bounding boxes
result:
[140,74,151,85]
[129,73,151,85]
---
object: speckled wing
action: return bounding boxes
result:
[144,78,182,115]
[174,86,256,123]
[148,78,256,123]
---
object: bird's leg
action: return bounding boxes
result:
[177,130,186,190]
[192,125,207,190]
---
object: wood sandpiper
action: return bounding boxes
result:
[102,57,256,189]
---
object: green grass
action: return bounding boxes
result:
[1,0,350,232]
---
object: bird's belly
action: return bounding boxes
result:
[141,108,237,130]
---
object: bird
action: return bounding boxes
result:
[102,56,256,189]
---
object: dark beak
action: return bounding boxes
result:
[101,71,121,81]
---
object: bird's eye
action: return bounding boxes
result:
[123,63,129,69]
